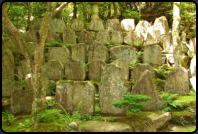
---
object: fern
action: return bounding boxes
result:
[83,63,89,73]
[14,74,25,88]
[133,41,144,51]
[153,64,171,80]
[46,41,73,49]
[104,39,113,47]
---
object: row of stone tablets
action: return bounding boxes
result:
[7,65,190,116]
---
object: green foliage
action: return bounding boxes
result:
[108,115,114,122]
[187,52,196,58]
[153,78,166,91]
[95,104,100,111]
[153,64,172,80]
[160,91,182,112]
[112,92,150,115]
[178,116,189,126]
[46,42,73,49]
[14,74,25,89]
[178,127,196,132]
[49,82,56,96]
[18,117,34,129]
[83,63,89,73]
[104,39,113,47]
[2,111,16,126]
[133,41,144,51]
[46,100,56,107]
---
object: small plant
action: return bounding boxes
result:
[187,107,195,112]
[2,111,16,126]
[14,74,25,89]
[111,92,150,115]
[153,78,166,91]
[104,39,113,47]
[46,100,56,107]
[108,115,114,122]
[153,64,171,80]
[49,82,56,96]
[84,23,89,27]
[18,117,34,129]
[178,116,189,126]
[83,63,89,73]
[46,41,73,49]
[187,52,195,59]
[133,41,144,51]
[160,91,182,112]
[95,104,100,111]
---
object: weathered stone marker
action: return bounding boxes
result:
[63,27,76,45]
[131,70,167,111]
[71,43,87,63]
[42,60,64,81]
[88,40,109,63]
[99,64,128,115]
[48,46,70,65]
[10,90,34,115]
[55,80,95,115]
[2,49,15,79]
[88,59,106,81]
[2,78,23,97]
[65,61,86,81]
[165,67,189,95]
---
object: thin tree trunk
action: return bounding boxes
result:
[27,2,31,31]
[139,2,141,21]
[108,3,111,19]
[113,2,117,19]
[73,2,77,19]
[172,2,181,68]
[3,2,70,131]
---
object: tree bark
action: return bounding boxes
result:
[27,2,31,31]
[172,2,181,68]
[113,2,117,19]
[2,2,70,130]
[108,3,111,19]
[73,2,77,19]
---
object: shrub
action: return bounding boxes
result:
[112,92,150,115]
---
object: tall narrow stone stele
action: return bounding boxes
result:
[131,70,167,111]
[99,64,128,115]
[165,67,190,95]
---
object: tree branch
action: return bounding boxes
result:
[52,2,70,17]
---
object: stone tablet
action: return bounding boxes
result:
[190,56,196,77]
[145,26,161,45]
[162,33,173,53]
[48,46,70,65]
[26,42,36,56]
[106,19,120,32]
[188,37,196,55]
[95,30,110,46]
[25,28,38,42]
[88,59,106,81]
[71,19,84,31]
[2,49,15,79]
[87,18,105,31]
[50,19,66,33]
[111,30,123,45]
[131,63,156,79]
[165,67,189,95]
[45,29,62,44]
[78,29,93,45]
[124,30,144,46]
[10,90,34,115]
[143,45,162,65]
[88,40,109,63]
[153,16,169,35]
[42,60,64,81]
[71,43,87,63]
[121,19,135,32]
[55,80,95,115]
[18,60,31,79]
[111,59,129,80]
[65,61,86,81]
[99,64,128,115]
[131,70,167,111]
[110,46,137,64]
[2,78,22,97]
[63,27,76,45]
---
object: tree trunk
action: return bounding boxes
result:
[2,2,70,131]
[108,3,111,19]
[27,2,31,31]
[73,2,77,19]
[113,2,117,19]
[139,2,141,21]
[172,2,181,68]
